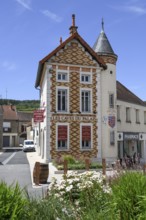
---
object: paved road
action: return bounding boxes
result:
[0,149,48,199]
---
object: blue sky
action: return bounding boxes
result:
[0,0,146,101]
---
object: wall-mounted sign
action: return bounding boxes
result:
[108,115,115,128]
[123,132,139,140]
[33,110,44,123]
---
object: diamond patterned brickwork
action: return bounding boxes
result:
[50,41,97,66]
[51,69,97,113]
[98,55,117,65]
[50,117,98,160]
[49,40,99,160]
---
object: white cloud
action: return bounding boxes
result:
[2,61,17,71]
[123,5,146,15]
[41,10,63,23]
[110,2,146,15]
[15,0,32,10]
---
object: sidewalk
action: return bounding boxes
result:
[26,151,63,188]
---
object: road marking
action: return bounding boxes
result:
[2,152,16,165]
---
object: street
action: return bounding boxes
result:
[0,149,48,199]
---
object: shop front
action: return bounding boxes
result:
[118,132,143,161]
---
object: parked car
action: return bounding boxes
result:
[23,140,35,152]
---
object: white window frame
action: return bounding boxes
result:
[80,123,93,151]
[126,107,131,122]
[144,111,146,124]
[56,70,69,82]
[56,123,69,151]
[136,109,140,123]
[110,130,115,146]
[117,105,120,121]
[56,86,69,113]
[80,88,92,113]
[109,93,114,108]
[80,72,92,84]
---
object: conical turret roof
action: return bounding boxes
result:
[93,19,115,55]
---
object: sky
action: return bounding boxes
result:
[0,0,146,101]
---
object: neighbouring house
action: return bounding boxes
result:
[18,112,33,144]
[34,14,146,163]
[2,105,19,147]
[2,105,33,147]
[117,81,146,161]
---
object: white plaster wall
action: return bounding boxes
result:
[117,100,146,132]
[100,63,117,161]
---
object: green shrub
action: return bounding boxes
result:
[0,182,30,220]
[110,171,146,219]
[62,155,76,164]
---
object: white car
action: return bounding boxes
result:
[23,140,35,152]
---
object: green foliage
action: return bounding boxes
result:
[62,155,76,164]
[0,99,40,112]
[110,171,146,220]
[2,171,146,219]
[0,182,30,220]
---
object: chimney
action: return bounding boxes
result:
[69,14,78,35]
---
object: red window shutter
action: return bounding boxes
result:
[58,125,67,140]
[82,126,91,141]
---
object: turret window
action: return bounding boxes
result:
[109,93,114,108]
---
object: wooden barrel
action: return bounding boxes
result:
[33,162,49,185]
[33,162,40,185]
[39,163,49,184]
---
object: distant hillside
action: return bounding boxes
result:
[0,99,40,112]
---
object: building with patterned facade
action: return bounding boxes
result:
[35,15,118,163]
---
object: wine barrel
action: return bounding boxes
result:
[39,163,49,184]
[33,162,49,185]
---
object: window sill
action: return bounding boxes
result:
[56,111,69,114]
[117,119,121,122]
[126,121,131,123]
[80,148,92,151]
[136,122,140,124]
[56,148,69,151]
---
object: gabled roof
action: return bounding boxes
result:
[117,81,145,106]
[35,32,107,88]
[2,105,18,120]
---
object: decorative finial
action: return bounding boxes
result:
[101,18,104,32]
[60,37,62,44]
[69,14,78,35]
[72,14,75,26]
